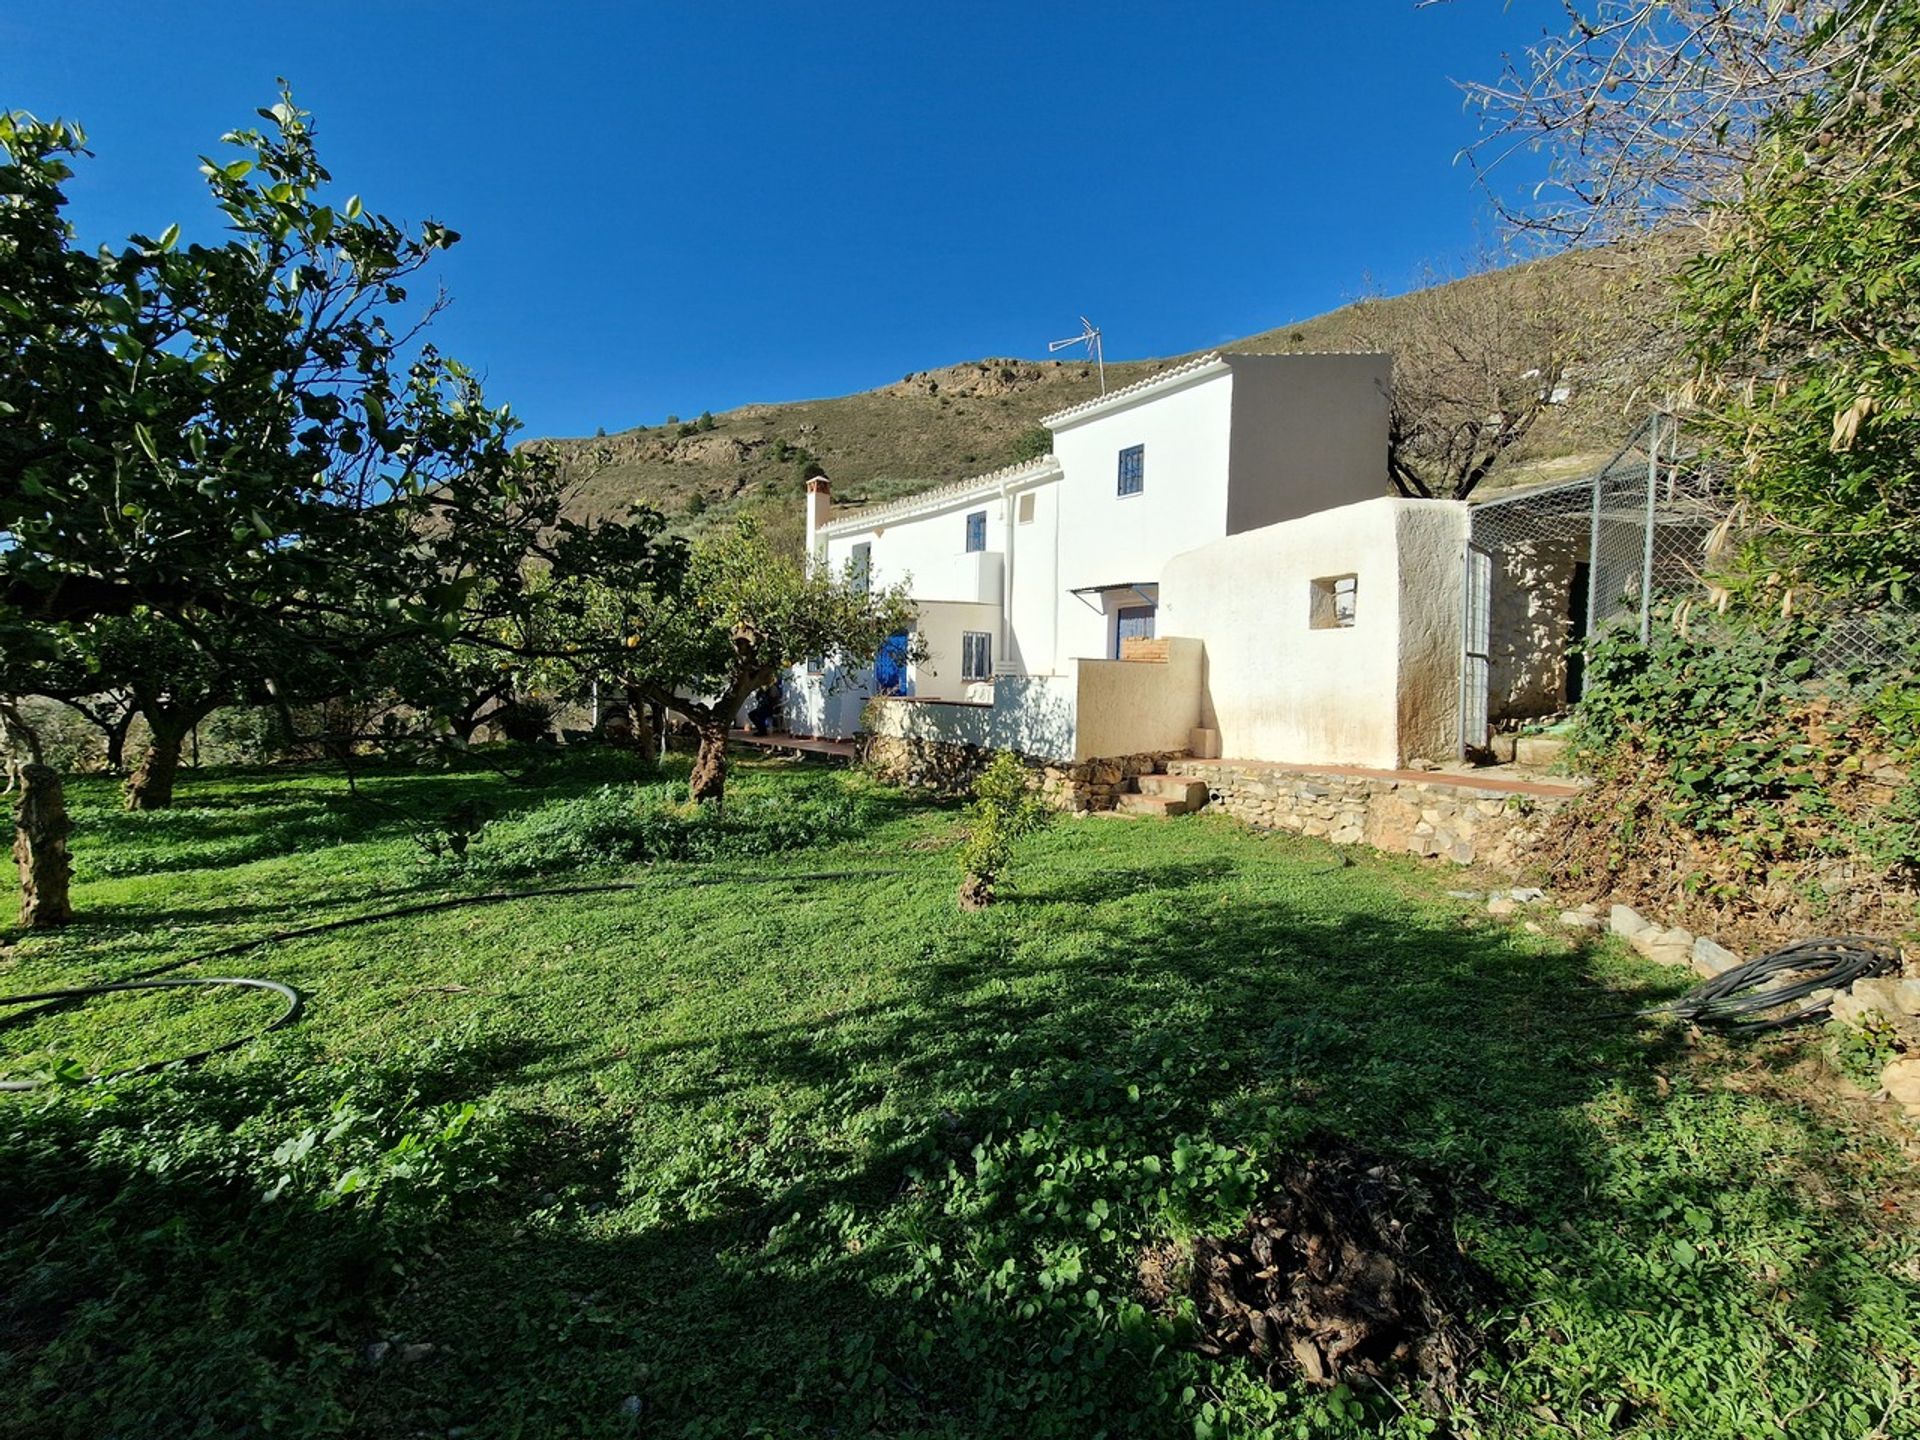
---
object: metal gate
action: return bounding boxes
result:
[1460,544,1492,749]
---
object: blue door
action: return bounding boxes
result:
[1115,605,1156,657]
[874,630,913,695]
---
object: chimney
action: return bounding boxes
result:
[804,475,833,565]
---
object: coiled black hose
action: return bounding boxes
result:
[1640,935,1901,1032]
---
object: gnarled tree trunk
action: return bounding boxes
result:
[688,715,731,803]
[125,717,189,811]
[13,763,72,928]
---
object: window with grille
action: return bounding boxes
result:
[850,542,870,592]
[961,631,993,681]
[965,511,986,552]
[1117,444,1145,497]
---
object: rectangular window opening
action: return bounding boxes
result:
[961,631,993,681]
[1310,574,1359,629]
[850,542,871,593]
[1117,444,1145,497]
[1017,492,1036,525]
[964,510,986,552]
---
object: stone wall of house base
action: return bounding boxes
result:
[1165,759,1567,874]
[862,734,1185,812]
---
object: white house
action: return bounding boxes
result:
[783,351,1473,771]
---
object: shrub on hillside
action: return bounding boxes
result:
[1010,423,1052,462]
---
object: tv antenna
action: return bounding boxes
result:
[1049,316,1105,393]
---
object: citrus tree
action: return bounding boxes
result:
[0,93,590,910]
[552,519,915,804]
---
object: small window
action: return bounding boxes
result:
[1117,444,1145,497]
[965,510,986,552]
[961,631,993,681]
[1310,574,1358,629]
[805,656,825,677]
[850,542,871,593]
[1017,492,1035,525]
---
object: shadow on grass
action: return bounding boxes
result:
[4,852,1910,1438]
[61,749,672,883]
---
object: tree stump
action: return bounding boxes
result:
[13,763,73,928]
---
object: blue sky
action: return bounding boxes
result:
[5,2,1552,440]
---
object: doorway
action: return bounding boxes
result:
[1114,604,1156,658]
[874,630,913,696]
[1565,561,1591,703]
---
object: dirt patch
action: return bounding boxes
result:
[1142,1140,1490,1409]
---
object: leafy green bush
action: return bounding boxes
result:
[489,695,557,744]
[958,751,1049,907]
[1572,621,1829,841]
[1568,616,1920,881]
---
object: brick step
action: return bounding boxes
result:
[1112,793,1193,818]
[1133,774,1209,805]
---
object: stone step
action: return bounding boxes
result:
[1113,793,1193,818]
[1134,774,1209,805]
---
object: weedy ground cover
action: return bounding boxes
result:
[2,750,1915,1438]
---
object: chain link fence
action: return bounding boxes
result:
[1463,413,1916,748]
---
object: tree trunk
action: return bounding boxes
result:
[688,716,731,803]
[958,871,994,911]
[14,763,72,928]
[103,715,131,772]
[125,722,187,810]
[620,687,657,758]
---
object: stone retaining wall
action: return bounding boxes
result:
[1165,759,1569,873]
[862,734,1184,812]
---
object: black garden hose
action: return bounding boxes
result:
[0,867,900,1092]
[0,976,303,1092]
[1638,935,1901,1032]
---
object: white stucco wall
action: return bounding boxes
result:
[1071,638,1204,760]
[782,661,869,739]
[1394,503,1472,763]
[911,599,1000,702]
[1051,365,1236,663]
[1006,474,1061,676]
[866,673,1079,762]
[822,491,1009,605]
[1157,497,1468,769]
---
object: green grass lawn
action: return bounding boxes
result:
[2,750,1915,1439]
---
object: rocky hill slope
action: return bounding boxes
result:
[529,244,1679,555]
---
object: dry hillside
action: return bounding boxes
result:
[528,243,1682,555]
